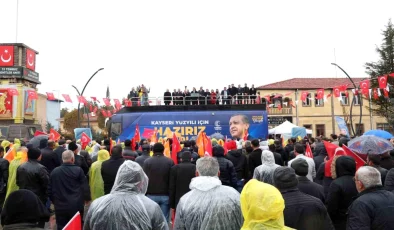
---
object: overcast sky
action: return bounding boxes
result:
[1,0,393,109]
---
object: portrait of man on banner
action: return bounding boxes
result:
[24,90,36,115]
[0,90,13,118]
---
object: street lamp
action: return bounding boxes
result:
[331,63,362,137]
[72,68,104,128]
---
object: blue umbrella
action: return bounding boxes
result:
[348,135,394,155]
[363,130,393,139]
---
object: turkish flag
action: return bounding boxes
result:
[384,88,389,97]
[131,138,136,151]
[102,98,111,106]
[172,133,181,165]
[378,76,388,89]
[134,124,141,142]
[46,92,55,100]
[342,145,366,171]
[373,88,379,100]
[89,103,93,112]
[305,143,313,158]
[388,73,394,78]
[63,212,81,230]
[339,85,348,91]
[27,90,38,100]
[264,95,271,103]
[113,99,121,110]
[62,94,72,103]
[301,91,308,102]
[142,128,155,138]
[77,95,88,104]
[93,106,98,114]
[360,79,370,90]
[333,86,341,97]
[124,99,131,106]
[91,96,98,102]
[101,110,108,117]
[81,132,91,145]
[7,88,19,96]
[26,49,36,71]
[49,129,61,141]
[0,46,14,66]
[316,89,324,99]
[34,130,47,137]
[107,110,112,117]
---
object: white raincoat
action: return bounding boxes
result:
[253,150,280,185]
[84,161,168,230]
[174,176,243,230]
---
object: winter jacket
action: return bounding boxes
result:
[0,157,9,194]
[313,143,327,172]
[48,163,90,213]
[283,144,293,164]
[169,160,196,209]
[248,148,262,176]
[135,152,150,167]
[297,176,325,203]
[143,152,174,195]
[316,162,334,197]
[177,147,199,164]
[226,149,248,180]
[385,168,394,191]
[16,160,49,204]
[372,165,388,186]
[213,151,237,188]
[272,151,284,166]
[288,154,316,182]
[122,147,138,161]
[326,156,358,230]
[347,186,394,230]
[54,145,66,166]
[101,155,125,194]
[281,188,334,230]
[276,146,287,164]
[39,147,59,174]
[380,155,394,170]
[75,155,89,175]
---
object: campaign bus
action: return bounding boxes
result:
[107,104,268,142]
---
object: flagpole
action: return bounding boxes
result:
[15,0,19,42]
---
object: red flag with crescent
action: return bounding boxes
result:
[300,91,308,102]
[0,46,14,66]
[101,110,108,117]
[373,88,379,100]
[378,76,388,89]
[333,86,341,97]
[7,88,19,96]
[102,98,111,106]
[62,94,72,103]
[316,89,324,99]
[26,49,36,71]
[49,129,61,141]
[27,90,38,100]
[46,92,55,100]
[360,79,370,90]
[77,95,88,104]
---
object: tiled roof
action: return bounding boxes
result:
[257,78,366,90]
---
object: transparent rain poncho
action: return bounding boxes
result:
[84,160,168,230]
[241,179,294,230]
[174,176,243,230]
[253,150,280,185]
[89,150,110,201]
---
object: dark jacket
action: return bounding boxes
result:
[54,145,66,166]
[248,148,262,177]
[326,156,358,230]
[385,168,394,191]
[316,162,334,197]
[39,147,59,174]
[135,151,150,167]
[75,154,89,175]
[313,143,327,172]
[226,149,248,181]
[347,186,394,230]
[80,150,92,168]
[380,155,394,170]
[48,163,89,213]
[281,188,334,230]
[164,91,172,103]
[283,143,294,164]
[276,146,287,164]
[143,152,174,195]
[123,147,139,161]
[273,151,284,166]
[213,151,237,188]
[297,176,325,203]
[373,165,388,186]
[16,160,49,204]
[169,160,196,209]
[101,155,125,194]
[0,157,9,194]
[177,147,199,164]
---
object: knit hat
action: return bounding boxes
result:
[291,158,309,177]
[28,148,41,160]
[153,143,164,153]
[68,142,78,151]
[273,166,298,190]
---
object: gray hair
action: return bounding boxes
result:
[357,166,382,189]
[196,157,220,177]
[62,150,75,163]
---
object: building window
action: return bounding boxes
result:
[376,123,393,134]
[315,93,324,107]
[355,124,364,136]
[341,93,349,106]
[302,93,312,107]
[353,94,361,106]
[316,124,325,137]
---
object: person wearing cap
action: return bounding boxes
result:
[135,144,151,167]
[101,145,125,195]
[143,143,174,222]
[273,166,333,230]
[288,143,316,182]
[169,151,196,211]
[291,158,325,203]
[68,141,89,175]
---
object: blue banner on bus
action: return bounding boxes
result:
[112,110,268,142]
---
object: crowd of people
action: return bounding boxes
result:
[0,133,394,229]
[127,84,150,106]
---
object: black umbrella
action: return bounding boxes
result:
[28,135,48,148]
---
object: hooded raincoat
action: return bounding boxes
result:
[5,151,28,200]
[241,179,293,230]
[89,150,110,200]
[174,176,243,230]
[253,150,280,185]
[84,160,168,230]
